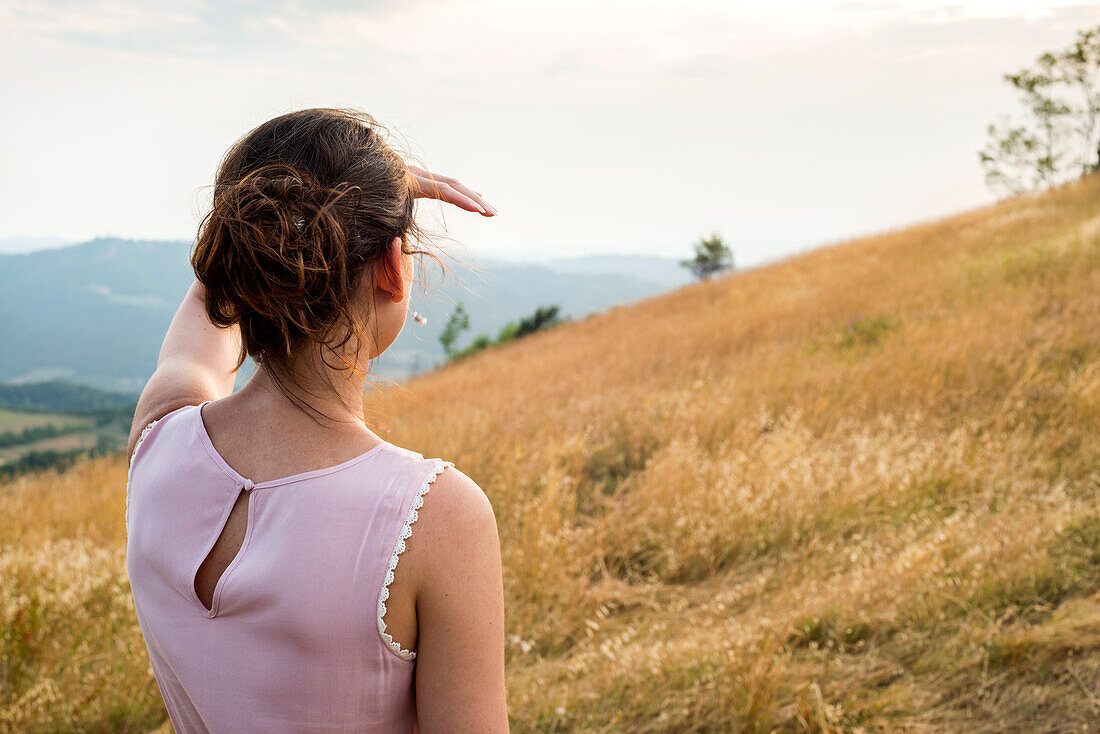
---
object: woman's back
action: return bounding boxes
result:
[126,401,452,733]
[124,107,507,732]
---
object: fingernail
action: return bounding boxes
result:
[487,204,499,215]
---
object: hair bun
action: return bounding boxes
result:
[191,108,430,380]
[195,162,355,361]
[229,163,327,233]
[242,164,311,205]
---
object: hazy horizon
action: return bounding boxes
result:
[0,232,704,266]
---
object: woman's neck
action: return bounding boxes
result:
[244,357,369,427]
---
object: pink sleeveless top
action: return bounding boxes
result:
[125,401,453,733]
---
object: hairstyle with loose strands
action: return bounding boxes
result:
[191,107,445,423]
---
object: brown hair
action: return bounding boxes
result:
[191,107,441,419]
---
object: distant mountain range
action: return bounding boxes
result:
[0,237,694,392]
[0,236,79,255]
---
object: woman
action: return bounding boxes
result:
[124,108,508,733]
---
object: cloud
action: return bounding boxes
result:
[86,283,165,308]
[872,3,1100,51]
[3,0,424,54]
[9,0,1096,102]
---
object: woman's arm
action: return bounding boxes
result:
[126,279,241,461]
[412,466,509,733]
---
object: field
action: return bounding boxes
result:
[0,399,133,479]
[2,175,1099,731]
[0,409,85,432]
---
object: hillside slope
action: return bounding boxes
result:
[366,176,1100,731]
[2,177,1098,731]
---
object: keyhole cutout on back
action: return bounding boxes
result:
[195,488,251,612]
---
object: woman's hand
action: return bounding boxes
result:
[407,164,498,217]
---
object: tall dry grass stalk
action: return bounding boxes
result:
[3,176,1099,731]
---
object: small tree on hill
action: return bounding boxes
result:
[681,233,734,280]
[515,305,564,338]
[979,24,1100,195]
[439,301,469,359]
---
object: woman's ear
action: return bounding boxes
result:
[374,236,406,303]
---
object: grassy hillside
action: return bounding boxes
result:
[2,176,1098,731]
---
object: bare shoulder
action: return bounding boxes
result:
[403,463,500,591]
[425,464,497,530]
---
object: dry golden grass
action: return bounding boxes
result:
[3,175,1100,732]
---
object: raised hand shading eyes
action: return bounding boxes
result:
[406,164,498,217]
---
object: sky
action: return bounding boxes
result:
[1,0,1098,267]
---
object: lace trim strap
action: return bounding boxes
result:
[125,419,159,535]
[377,459,455,661]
